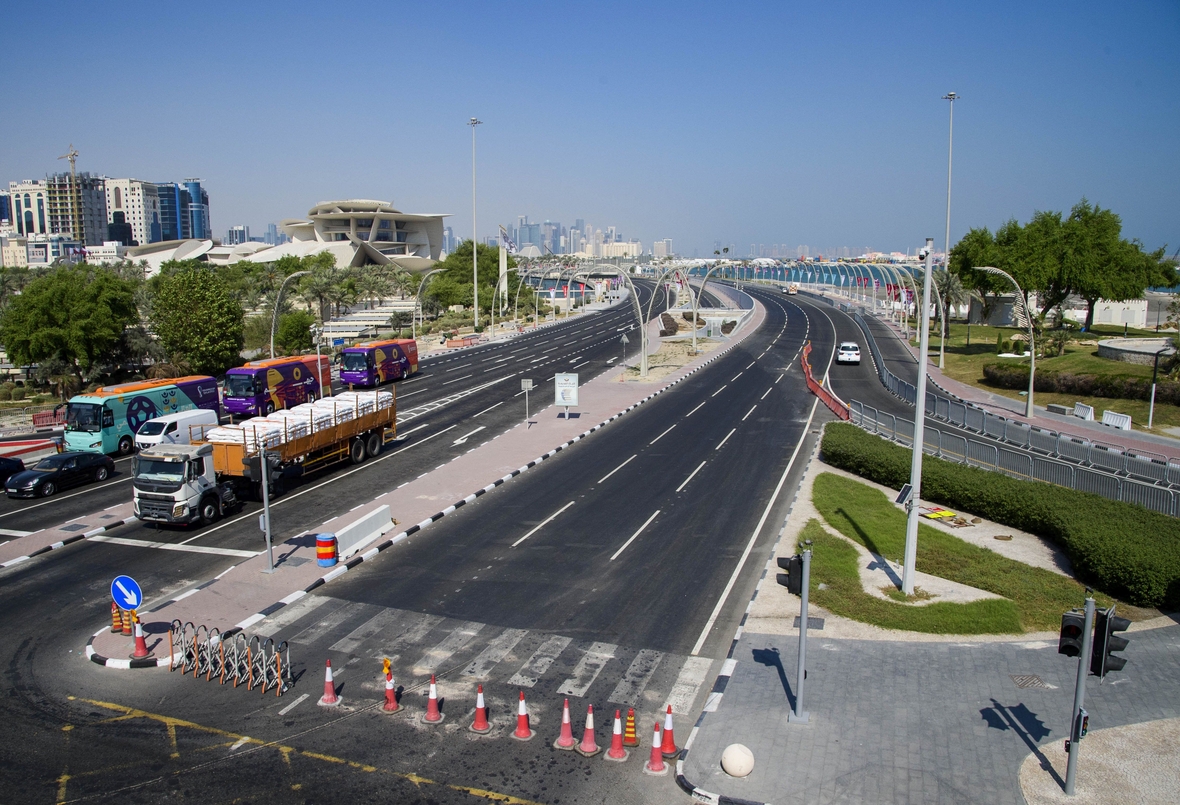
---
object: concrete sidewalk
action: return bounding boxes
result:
[85,289,767,668]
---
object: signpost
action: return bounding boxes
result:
[554,373,579,419]
[621,333,629,367]
[110,575,143,611]
[521,378,534,423]
[332,338,345,347]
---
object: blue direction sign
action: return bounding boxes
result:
[110,575,143,610]
[332,338,345,347]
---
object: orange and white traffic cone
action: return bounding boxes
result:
[381,659,399,713]
[318,660,340,707]
[130,613,152,659]
[512,690,534,740]
[660,705,679,758]
[553,698,576,750]
[622,707,640,747]
[470,684,490,733]
[110,602,123,633]
[604,709,628,762]
[575,704,600,757]
[422,674,444,723]
[643,723,667,775]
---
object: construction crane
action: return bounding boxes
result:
[58,144,80,241]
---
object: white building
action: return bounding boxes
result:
[653,238,673,259]
[8,179,49,236]
[84,241,128,264]
[601,240,643,258]
[1,235,28,268]
[104,178,161,245]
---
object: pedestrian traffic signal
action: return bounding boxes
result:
[1090,605,1130,677]
[1058,609,1086,656]
[776,555,803,595]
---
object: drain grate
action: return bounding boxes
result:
[60,524,89,532]
[99,514,116,520]
[793,617,825,630]
[281,556,310,568]
[1011,674,1049,689]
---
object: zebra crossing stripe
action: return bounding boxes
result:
[329,609,404,654]
[413,621,485,674]
[254,594,330,637]
[462,628,528,679]
[608,649,664,707]
[291,601,371,645]
[508,635,572,688]
[370,612,445,662]
[663,656,713,715]
[557,642,617,698]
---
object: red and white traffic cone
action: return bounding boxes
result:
[575,704,600,757]
[382,672,399,713]
[469,684,490,733]
[422,674,444,723]
[661,704,679,758]
[623,707,640,747]
[130,613,152,660]
[604,709,628,762]
[553,698,576,750]
[512,690,534,741]
[318,659,340,706]
[643,723,668,775]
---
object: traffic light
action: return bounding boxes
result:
[1090,605,1131,677]
[1058,609,1086,656]
[776,555,803,595]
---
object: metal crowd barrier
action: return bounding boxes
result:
[169,620,293,696]
[849,400,1178,517]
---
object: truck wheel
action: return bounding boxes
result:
[200,496,221,525]
[266,402,276,415]
[118,436,134,456]
[365,432,382,458]
[350,438,367,465]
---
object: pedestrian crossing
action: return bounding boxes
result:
[260,595,715,721]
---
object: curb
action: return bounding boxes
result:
[89,301,767,669]
[2,516,138,569]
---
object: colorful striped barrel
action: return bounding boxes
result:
[316,534,338,567]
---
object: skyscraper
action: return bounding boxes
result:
[104,178,161,245]
[45,172,107,246]
[184,179,210,239]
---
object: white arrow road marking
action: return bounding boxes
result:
[452,426,486,446]
[114,579,139,607]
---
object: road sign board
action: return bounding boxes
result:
[554,373,579,407]
[521,379,534,391]
[332,338,345,347]
[111,575,143,610]
[621,334,630,344]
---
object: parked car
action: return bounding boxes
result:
[5,451,116,498]
[836,341,861,365]
[0,456,25,486]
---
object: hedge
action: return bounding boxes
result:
[820,422,1180,608]
[983,362,1180,406]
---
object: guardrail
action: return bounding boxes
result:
[801,343,850,421]
[850,400,1178,517]
[168,620,293,695]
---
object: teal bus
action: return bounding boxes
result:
[64,376,220,455]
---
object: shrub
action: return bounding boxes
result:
[820,422,1180,608]
[721,321,736,334]
[996,333,1004,353]
[1,381,14,391]
[11,387,26,401]
[1013,340,1025,356]
[0,388,10,401]
[659,312,679,337]
[982,363,1180,405]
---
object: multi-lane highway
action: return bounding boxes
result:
[0,281,857,804]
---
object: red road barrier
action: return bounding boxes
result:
[801,343,850,421]
[0,438,60,458]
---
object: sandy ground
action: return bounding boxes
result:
[619,337,724,383]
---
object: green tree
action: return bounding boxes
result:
[429,240,516,313]
[275,309,316,354]
[0,264,138,383]
[149,266,244,375]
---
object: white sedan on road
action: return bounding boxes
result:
[836,341,861,365]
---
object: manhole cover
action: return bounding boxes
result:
[282,556,310,568]
[1011,674,1048,689]
[99,514,116,520]
[793,617,825,630]
[60,524,89,532]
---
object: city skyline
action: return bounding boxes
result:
[1,2,1175,260]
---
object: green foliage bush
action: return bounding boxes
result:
[996,333,1004,353]
[820,422,1180,608]
[11,387,26,401]
[0,388,10,401]
[983,363,1180,405]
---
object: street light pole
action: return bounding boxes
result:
[412,268,444,344]
[942,91,958,372]
[981,266,1036,418]
[270,270,311,358]
[901,239,936,596]
[469,117,482,330]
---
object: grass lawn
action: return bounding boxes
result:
[810,472,1110,633]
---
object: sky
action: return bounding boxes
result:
[3,1,1178,258]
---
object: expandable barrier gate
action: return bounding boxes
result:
[800,343,851,421]
[168,620,293,696]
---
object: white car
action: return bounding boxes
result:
[836,342,861,365]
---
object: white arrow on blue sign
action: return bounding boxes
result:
[110,575,142,610]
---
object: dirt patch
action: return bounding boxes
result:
[621,338,723,383]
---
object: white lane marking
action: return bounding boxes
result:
[776,373,785,383]
[397,422,432,437]
[676,461,707,493]
[397,389,429,398]
[371,613,445,659]
[511,501,575,548]
[229,736,251,751]
[690,394,820,656]
[329,609,403,654]
[608,649,664,707]
[0,476,131,520]
[609,510,660,562]
[606,358,617,364]
[715,428,737,450]
[412,621,485,674]
[254,594,331,637]
[597,454,636,484]
[711,385,728,397]
[664,656,714,714]
[746,361,755,369]
[649,424,676,445]
[85,535,260,557]
[473,401,505,417]
[572,360,590,369]
[277,694,308,716]
[685,401,707,418]
[742,405,757,421]
[442,374,473,385]
[452,426,486,445]
[731,372,743,381]
[508,635,572,688]
[557,642,618,697]
[761,387,773,400]
[0,528,33,538]
[290,601,372,645]
[462,628,528,678]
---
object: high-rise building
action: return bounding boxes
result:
[442,225,455,253]
[8,180,48,237]
[542,220,561,255]
[225,225,249,245]
[184,179,210,239]
[0,192,10,231]
[104,178,161,246]
[156,182,190,241]
[653,238,673,258]
[45,172,107,246]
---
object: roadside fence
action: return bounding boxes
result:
[168,620,293,696]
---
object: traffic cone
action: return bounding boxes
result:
[622,707,640,747]
[575,704,600,757]
[121,609,132,636]
[318,660,340,706]
[110,602,122,633]
[381,659,399,713]
[553,698,576,750]
[661,704,679,758]
[422,674,444,723]
[469,684,490,733]
[604,709,628,762]
[512,691,534,741]
[130,613,151,659]
[643,723,667,775]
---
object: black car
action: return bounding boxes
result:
[5,451,116,498]
[0,456,25,486]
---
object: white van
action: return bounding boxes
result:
[135,409,220,451]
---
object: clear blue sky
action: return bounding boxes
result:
[4,1,1177,258]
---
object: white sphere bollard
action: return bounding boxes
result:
[721,743,755,777]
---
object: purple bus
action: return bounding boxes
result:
[223,355,330,418]
[339,339,419,388]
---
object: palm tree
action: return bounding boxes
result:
[935,270,973,322]
[299,269,336,323]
